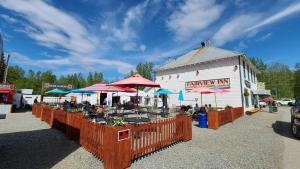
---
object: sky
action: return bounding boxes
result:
[0,0,300,81]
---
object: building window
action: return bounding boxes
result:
[247,65,250,80]
[196,70,199,76]
[243,61,246,78]
[169,75,171,79]
[177,74,180,79]
[250,69,253,82]
[161,76,164,80]
[254,73,256,83]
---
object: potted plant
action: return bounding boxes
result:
[108,117,125,126]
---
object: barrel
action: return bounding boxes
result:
[198,113,207,128]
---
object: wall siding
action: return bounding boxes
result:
[155,57,257,109]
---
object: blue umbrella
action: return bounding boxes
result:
[45,89,68,104]
[155,89,175,95]
[45,89,68,94]
[68,88,95,103]
[68,88,95,94]
[178,90,184,106]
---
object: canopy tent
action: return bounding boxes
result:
[108,74,160,108]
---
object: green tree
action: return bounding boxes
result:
[87,72,94,85]
[7,66,25,87]
[93,72,103,83]
[0,52,5,83]
[136,62,154,80]
[294,63,300,97]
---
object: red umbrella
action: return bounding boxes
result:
[191,87,214,105]
[108,74,160,107]
[211,89,231,108]
[108,74,160,88]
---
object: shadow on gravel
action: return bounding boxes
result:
[272,121,299,140]
[0,129,79,169]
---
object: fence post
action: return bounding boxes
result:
[103,125,132,169]
[207,111,219,129]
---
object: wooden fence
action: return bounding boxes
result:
[32,104,192,169]
[41,106,52,125]
[51,109,67,133]
[207,107,244,129]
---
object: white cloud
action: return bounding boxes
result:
[213,14,260,46]
[167,0,224,41]
[213,2,300,46]
[257,32,272,42]
[0,14,18,23]
[0,0,94,54]
[248,2,300,31]
[11,52,134,75]
[1,0,135,74]
[100,0,149,52]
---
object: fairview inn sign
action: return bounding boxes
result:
[185,78,230,91]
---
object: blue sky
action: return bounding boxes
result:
[0,0,300,80]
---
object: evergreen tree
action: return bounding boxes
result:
[294,63,300,97]
[87,72,94,85]
[0,52,5,83]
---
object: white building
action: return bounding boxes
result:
[153,46,260,112]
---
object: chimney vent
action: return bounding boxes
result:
[201,42,205,48]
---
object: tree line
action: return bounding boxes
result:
[5,66,104,94]
[249,57,300,99]
[3,62,154,94]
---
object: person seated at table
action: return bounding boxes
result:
[194,104,200,113]
[96,106,105,116]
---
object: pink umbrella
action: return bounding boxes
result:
[108,74,160,107]
[191,87,214,105]
[211,89,231,108]
[84,82,136,105]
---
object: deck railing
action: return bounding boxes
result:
[207,107,244,129]
[32,104,192,169]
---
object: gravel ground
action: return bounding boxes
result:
[131,108,284,169]
[0,112,103,169]
[0,109,288,169]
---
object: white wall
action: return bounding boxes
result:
[155,57,245,108]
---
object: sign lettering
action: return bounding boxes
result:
[185,78,230,91]
[44,83,73,89]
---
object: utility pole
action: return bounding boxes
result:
[3,53,10,84]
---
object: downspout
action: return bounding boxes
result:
[238,55,244,110]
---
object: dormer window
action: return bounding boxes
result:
[177,74,180,79]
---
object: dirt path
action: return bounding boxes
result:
[273,107,300,169]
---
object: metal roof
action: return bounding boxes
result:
[156,46,243,71]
